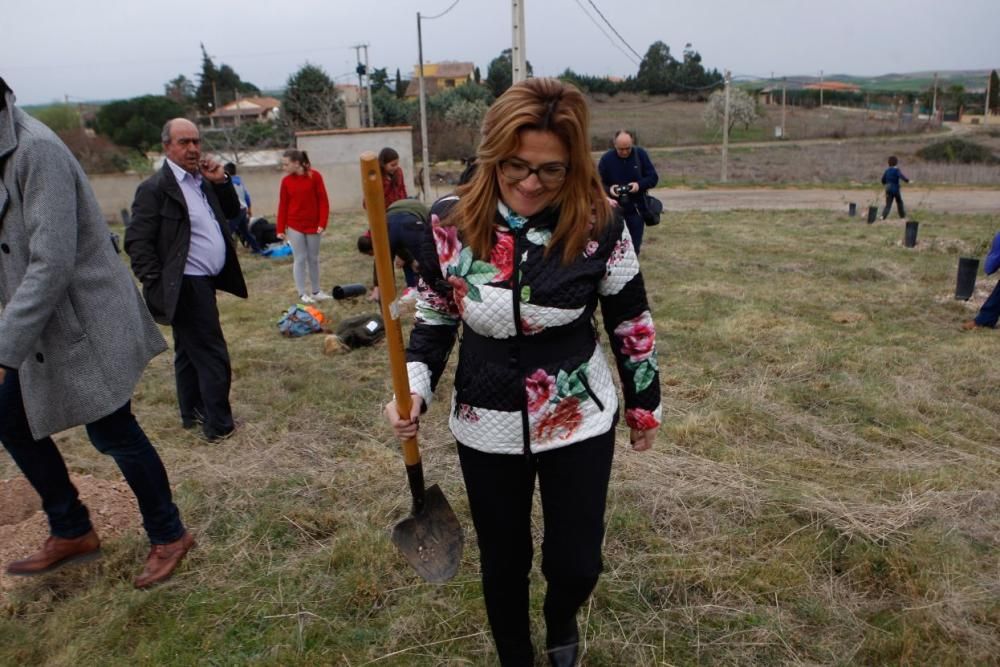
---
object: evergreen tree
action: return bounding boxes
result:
[989,70,999,113]
[164,75,196,106]
[283,63,344,131]
[195,44,259,113]
[95,95,187,151]
[486,49,533,97]
[635,41,678,95]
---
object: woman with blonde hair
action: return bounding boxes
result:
[385,77,661,666]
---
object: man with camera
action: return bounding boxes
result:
[598,129,659,254]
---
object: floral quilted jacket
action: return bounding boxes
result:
[406,198,662,455]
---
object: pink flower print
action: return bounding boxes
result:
[447,275,469,316]
[490,232,515,283]
[626,407,659,431]
[456,404,480,423]
[533,397,583,441]
[520,317,544,335]
[614,312,656,362]
[526,369,556,414]
[433,217,461,272]
[583,240,599,257]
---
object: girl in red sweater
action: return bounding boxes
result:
[278,149,331,303]
[379,147,408,209]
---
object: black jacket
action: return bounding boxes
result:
[125,163,248,325]
[406,200,662,455]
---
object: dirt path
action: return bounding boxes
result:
[652,187,1000,214]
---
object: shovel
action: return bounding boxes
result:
[359,152,464,583]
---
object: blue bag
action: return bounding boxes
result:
[277,305,324,337]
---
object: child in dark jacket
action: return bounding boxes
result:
[880,155,910,220]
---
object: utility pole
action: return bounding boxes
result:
[986,71,992,117]
[819,69,824,108]
[721,70,731,183]
[416,13,431,201]
[353,44,368,127]
[210,79,219,128]
[781,77,786,139]
[931,72,938,122]
[511,0,527,84]
[363,44,374,128]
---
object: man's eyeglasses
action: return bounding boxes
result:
[499,160,568,186]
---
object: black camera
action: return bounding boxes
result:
[611,184,632,204]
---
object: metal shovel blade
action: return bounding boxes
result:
[390,484,464,583]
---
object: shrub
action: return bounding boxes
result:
[916,138,1000,164]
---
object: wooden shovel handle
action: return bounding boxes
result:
[360,153,421,467]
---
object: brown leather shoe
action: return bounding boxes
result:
[134,531,196,589]
[6,530,101,576]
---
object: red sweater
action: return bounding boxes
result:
[278,170,330,235]
[383,167,408,208]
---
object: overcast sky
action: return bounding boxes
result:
[3,0,997,105]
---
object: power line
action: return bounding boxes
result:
[571,0,639,67]
[584,0,644,62]
[422,0,461,20]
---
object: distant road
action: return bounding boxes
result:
[651,186,1000,215]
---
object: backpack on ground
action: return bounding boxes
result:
[249,217,280,248]
[277,304,327,337]
[323,313,386,354]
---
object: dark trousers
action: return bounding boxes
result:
[229,210,260,253]
[0,369,183,544]
[624,210,645,255]
[975,280,1000,327]
[457,429,616,666]
[388,214,423,288]
[172,276,234,438]
[882,191,906,219]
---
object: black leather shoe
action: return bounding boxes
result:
[181,408,206,429]
[546,622,579,667]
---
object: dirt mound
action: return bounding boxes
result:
[0,475,141,597]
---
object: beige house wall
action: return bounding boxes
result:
[296,126,415,210]
[89,126,418,222]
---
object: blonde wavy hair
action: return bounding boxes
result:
[449,77,611,263]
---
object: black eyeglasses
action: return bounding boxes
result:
[499,160,568,186]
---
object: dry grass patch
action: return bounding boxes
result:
[1,209,998,665]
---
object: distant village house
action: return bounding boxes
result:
[404,61,475,97]
[209,96,281,127]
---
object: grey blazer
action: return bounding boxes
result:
[0,90,166,439]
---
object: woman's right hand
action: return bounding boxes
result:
[384,394,424,440]
[277,233,285,241]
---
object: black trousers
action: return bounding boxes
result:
[882,191,906,219]
[457,428,616,666]
[172,276,234,438]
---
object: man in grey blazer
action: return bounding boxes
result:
[0,78,194,588]
[126,118,247,442]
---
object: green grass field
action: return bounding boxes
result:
[2,209,999,665]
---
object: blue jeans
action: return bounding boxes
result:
[0,369,184,544]
[975,280,1000,327]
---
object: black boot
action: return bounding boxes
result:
[545,617,579,667]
